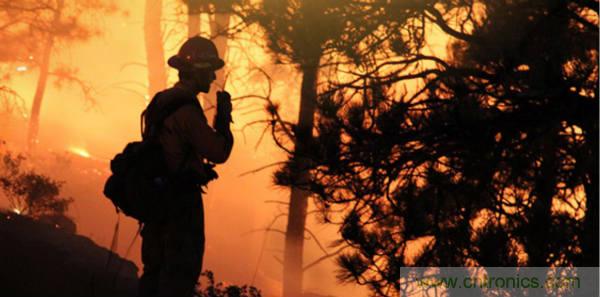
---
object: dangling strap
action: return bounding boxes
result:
[111,223,142,292]
[112,223,144,292]
[105,212,120,269]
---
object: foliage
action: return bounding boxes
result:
[0,0,118,110]
[0,86,26,116]
[0,0,117,68]
[0,151,73,217]
[181,0,240,14]
[240,3,371,297]
[290,0,599,296]
[196,271,262,297]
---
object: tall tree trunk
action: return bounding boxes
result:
[27,0,63,150]
[144,0,167,97]
[188,14,200,37]
[205,12,230,121]
[526,129,559,266]
[186,1,203,37]
[283,63,319,297]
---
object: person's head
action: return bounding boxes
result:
[168,36,224,93]
[176,68,216,93]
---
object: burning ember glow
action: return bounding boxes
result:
[69,147,91,158]
[12,208,22,215]
[16,65,27,72]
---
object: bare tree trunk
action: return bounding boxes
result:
[526,129,559,266]
[205,12,230,121]
[27,36,53,150]
[27,0,63,150]
[144,0,167,97]
[283,63,319,297]
[186,1,203,37]
[188,14,200,37]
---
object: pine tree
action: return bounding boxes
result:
[244,1,347,296]
[301,1,598,296]
[0,0,117,149]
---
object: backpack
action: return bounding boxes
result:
[103,92,199,222]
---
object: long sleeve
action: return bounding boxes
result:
[177,104,233,164]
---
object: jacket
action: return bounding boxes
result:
[144,84,234,176]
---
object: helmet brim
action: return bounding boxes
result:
[167,55,224,71]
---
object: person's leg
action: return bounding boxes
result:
[158,192,205,297]
[138,223,163,297]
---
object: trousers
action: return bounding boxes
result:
[138,190,205,297]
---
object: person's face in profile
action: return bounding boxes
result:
[193,67,217,93]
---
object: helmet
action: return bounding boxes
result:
[167,36,225,71]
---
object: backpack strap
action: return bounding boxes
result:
[140,89,207,182]
[141,90,201,140]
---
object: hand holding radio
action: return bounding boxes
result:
[216,90,232,117]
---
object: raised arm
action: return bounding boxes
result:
[179,103,233,164]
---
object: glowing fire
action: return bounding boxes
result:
[69,147,91,158]
[16,65,27,72]
[12,208,21,215]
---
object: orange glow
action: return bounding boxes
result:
[68,147,92,159]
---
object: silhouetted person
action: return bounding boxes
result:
[138,36,234,297]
